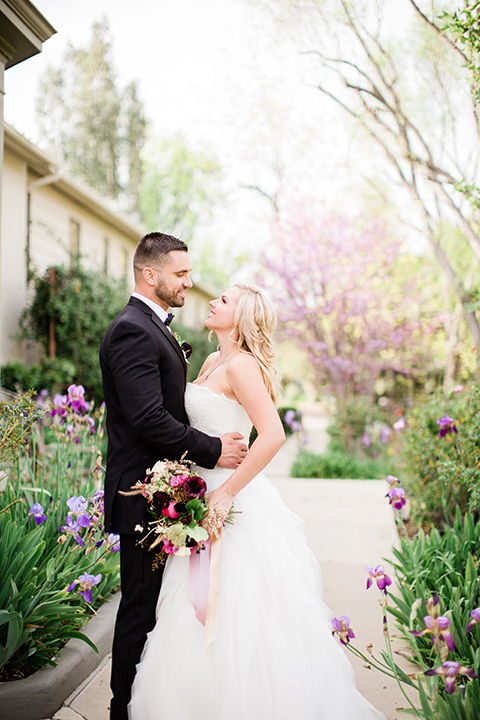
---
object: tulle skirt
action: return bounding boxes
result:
[129,472,385,720]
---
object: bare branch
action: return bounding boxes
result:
[239,184,279,213]
[407,0,469,64]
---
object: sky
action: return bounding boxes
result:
[4,0,416,271]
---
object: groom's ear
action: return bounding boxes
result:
[143,267,157,286]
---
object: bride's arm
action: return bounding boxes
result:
[206,353,285,513]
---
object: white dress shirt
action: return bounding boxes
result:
[131,292,170,325]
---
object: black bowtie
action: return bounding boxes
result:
[164,313,175,327]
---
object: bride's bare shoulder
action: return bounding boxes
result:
[228,352,262,379]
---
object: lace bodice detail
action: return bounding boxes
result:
[185,383,252,491]
[185,383,252,439]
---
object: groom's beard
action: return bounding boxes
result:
[154,278,186,308]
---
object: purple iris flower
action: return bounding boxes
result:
[59,513,85,547]
[332,616,355,645]
[362,431,372,448]
[386,475,400,487]
[36,389,50,409]
[466,607,480,633]
[67,384,88,413]
[365,565,392,593]
[67,572,102,603]
[387,486,406,510]
[87,417,96,434]
[284,410,296,426]
[28,502,47,525]
[66,495,91,526]
[107,533,121,552]
[67,495,88,514]
[410,610,455,657]
[437,415,458,438]
[380,427,391,445]
[425,661,476,694]
[50,394,68,417]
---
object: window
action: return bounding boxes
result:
[69,219,80,258]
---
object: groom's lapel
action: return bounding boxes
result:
[150,311,188,373]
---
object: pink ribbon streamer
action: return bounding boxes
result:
[189,537,211,627]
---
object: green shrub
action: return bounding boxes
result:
[384,508,480,710]
[20,263,128,401]
[1,357,76,395]
[291,448,392,479]
[399,383,480,527]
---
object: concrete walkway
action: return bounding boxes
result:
[52,433,417,720]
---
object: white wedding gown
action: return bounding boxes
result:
[129,383,386,720]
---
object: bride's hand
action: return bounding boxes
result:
[203,489,234,538]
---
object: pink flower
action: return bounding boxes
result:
[393,416,406,433]
[162,539,179,554]
[162,501,180,519]
[169,474,188,487]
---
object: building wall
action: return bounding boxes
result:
[1,148,28,364]
[28,181,136,286]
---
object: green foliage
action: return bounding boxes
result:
[291,447,391,479]
[1,358,76,396]
[0,392,45,465]
[385,509,480,710]
[399,384,480,528]
[327,395,388,455]
[21,263,127,400]
[35,18,146,209]
[0,393,119,680]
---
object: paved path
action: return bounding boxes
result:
[52,432,418,720]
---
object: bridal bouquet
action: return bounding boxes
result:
[123,457,211,568]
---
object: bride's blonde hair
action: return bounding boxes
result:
[233,284,281,404]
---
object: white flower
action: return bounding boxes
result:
[148,460,167,476]
[175,546,191,556]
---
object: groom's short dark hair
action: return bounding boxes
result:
[134,232,188,274]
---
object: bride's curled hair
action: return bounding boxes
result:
[233,284,281,404]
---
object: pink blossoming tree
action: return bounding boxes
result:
[261,205,426,404]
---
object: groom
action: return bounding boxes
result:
[100,232,247,720]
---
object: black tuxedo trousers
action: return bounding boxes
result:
[100,297,221,720]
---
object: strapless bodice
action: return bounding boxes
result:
[185,382,252,440]
[184,382,253,491]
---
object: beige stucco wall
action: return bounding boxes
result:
[1,148,28,364]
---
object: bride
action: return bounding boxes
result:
[129,284,385,720]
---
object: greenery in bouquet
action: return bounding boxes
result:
[0,386,119,679]
[123,458,211,568]
[399,383,480,528]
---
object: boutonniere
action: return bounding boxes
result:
[172,332,192,363]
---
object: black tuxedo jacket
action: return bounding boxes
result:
[99,297,221,534]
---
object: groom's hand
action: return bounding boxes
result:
[217,432,247,468]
